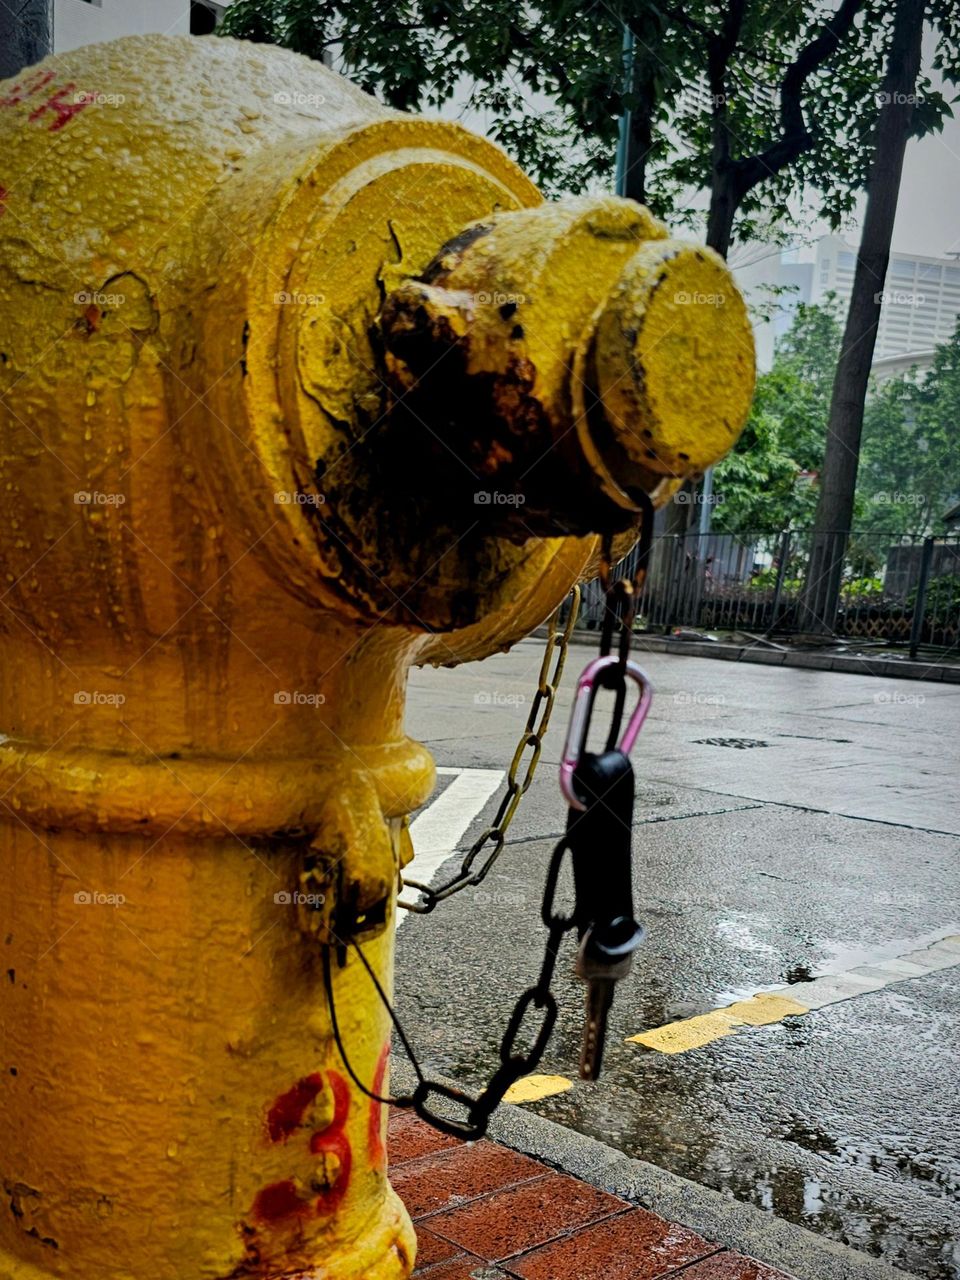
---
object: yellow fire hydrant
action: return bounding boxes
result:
[0,34,754,1280]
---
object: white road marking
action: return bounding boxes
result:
[396,767,504,929]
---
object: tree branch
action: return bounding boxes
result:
[735,0,867,194]
[653,3,712,41]
[505,19,575,95]
[707,0,747,167]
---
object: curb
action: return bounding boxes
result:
[390,1062,920,1280]
[539,628,960,683]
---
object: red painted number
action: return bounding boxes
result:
[253,1068,355,1224]
[0,72,93,133]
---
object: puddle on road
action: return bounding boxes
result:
[536,1086,960,1280]
[514,931,960,1280]
[715,1149,960,1280]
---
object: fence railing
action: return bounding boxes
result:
[578,529,960,656]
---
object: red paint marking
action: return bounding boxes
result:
[28,84,89,133]
[251,1178,306,1223]
[310,1071,352,1215]
[0,187,7,218]
[0,70,54,108]
[327,1069,350,1128]
[368,1043,390,1169]
[253,1069,354,1225]
[266,1072,323,1143]
[312,1131,352,1215]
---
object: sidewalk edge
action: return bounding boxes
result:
[390,1061,920,1280]
[532,627,960,683]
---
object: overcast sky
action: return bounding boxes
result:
[763,26,960,261]
[887,109,960,258]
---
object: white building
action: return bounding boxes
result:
[733,234,960,375]
[52,0,226,51]
[812,234,960,370]
[731,245,814,371]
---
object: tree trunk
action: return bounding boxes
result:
[0,0,52,80]
[620,15,664,205]
[802,0,925,634]
[705,165,742,258]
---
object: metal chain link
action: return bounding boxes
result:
[398,585,581,913]
[325,823,581,1140]
[326,515,655,1138]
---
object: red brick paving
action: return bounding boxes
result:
[680,1255,797,1279]
[392,1139,545,1218]
[414,1226,463,1270]
[508,1207,717,1279]
[389,1112,797,1280]
[426,1171,628,1260]
[410,1261,511,1279]
[391,1108,465,1164]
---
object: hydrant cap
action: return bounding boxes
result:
[585,239,756,489]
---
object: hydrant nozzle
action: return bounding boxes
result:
[380,198,755,538]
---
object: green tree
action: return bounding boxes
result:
[856,322,960,536]
[218,0,952,256]
[712,299,841,532]
[803,0,926,631]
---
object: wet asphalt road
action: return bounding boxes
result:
[396,639,960,1279]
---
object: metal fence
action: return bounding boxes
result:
[579,529,960,656]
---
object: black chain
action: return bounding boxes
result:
[324,506,654,1137]
[323,832,578,1140]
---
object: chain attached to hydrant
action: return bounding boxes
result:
[326,507,656,1135]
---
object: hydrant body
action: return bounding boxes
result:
[0,34,755,1280]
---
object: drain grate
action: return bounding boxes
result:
[693,737,771,749]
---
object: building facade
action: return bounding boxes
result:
[731,246,814,371]
[812,234,960,370]
[52,0,226,51]
[733,234,960,375]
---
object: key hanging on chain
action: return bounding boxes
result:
[559,657,651,1078]
[557,495,656,1080]
[322,500,656,1135]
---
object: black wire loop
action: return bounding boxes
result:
[542,838,577,932]
[412,1080,486,1140]
[323,845,577,1140]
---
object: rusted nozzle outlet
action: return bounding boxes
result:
[380,196,755,538]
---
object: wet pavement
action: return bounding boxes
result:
[397,641,960,1280]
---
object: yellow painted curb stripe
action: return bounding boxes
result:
[503,1074,573,1103]
[628,932,960,1057]
[628,993,809,1055]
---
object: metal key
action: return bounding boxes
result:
[576,916,644,1079]
[561,658,654,1082]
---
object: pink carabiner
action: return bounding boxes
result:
[559,656,653,811]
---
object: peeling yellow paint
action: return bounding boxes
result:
[381,197,755,540]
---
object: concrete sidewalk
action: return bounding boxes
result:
[393,1110,793,1280]
[401,644,952,1278]
[563,628,960,683]
[535,627,960,686]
